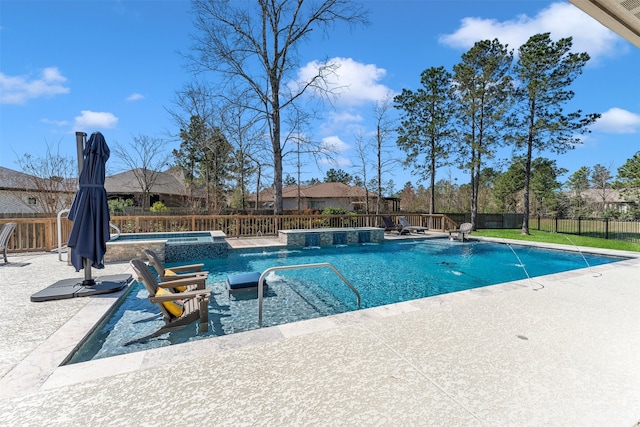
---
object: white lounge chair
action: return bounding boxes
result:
[448,222,473,242]
[0,222,16,263]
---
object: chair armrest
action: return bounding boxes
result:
[166,263,204,273]
[160,271,208,281]
[150,288,212,303]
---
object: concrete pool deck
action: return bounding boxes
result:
[0,234,639,425]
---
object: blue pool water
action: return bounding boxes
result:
[69,239,624,363]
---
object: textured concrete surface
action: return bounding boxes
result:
[0,236,639,426]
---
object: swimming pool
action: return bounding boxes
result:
[69,239,625,363]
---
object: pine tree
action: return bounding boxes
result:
[510,33,599,233]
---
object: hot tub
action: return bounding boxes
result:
[105,231,229,263]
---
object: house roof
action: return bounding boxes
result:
[255,182,376,202]
[1,165,206,198]
[580,188,634,203]
[569,0,640,48]
[0,166,35,190]
[0,166,75,193]
[105,167,191,196]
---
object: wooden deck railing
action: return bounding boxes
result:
[0,218,72,253]
[0,214,457,254]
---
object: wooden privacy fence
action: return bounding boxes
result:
[0,213,457,254]
[445,213,524,229]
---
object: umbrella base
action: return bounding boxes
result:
[31,274,132,302]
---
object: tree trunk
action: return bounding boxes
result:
[255,164,261,211]
[430,139,436,215]
[377,123,382,214]
[273,150,283,215]
[272,85,283,215]
[522,103,536,235]
[521,139,533,235]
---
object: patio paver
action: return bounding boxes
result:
[0,236,638,425]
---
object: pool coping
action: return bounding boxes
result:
[2,235,638,397]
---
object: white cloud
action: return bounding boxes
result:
[328,111,363,126]
[297,57,393,106]
[592,108,640,134]
[0,66,70,104]
[439,2,621,61]
[320,135,350,154]
[73,110,119,131]
[126,93,145,101]
[318,156,352,168]
[320,111,364,135]
[317,136,352,167]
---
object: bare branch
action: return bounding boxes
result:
[186,0,369,213]
[112,134,171,210]
[10,140,76,215]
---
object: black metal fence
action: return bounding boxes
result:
[442,213,640,243]
[530,216,640,243]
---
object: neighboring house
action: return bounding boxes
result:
[580,188,636,213]
[0,166,206,215]
[105,166,205,209]
[251,182,385,212]
[2,167,398,214]
[0,166,75,215]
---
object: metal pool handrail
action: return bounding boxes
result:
[258,262,361,327]
[57,208,71,261]
[57,207,121,262]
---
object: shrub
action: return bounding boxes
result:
[108,198,134,214]
[150,201,168,213]
[321,207,356,227]
[321,207,352,216]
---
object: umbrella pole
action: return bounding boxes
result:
[76,132,95,287]
[75,131,86,175]
[82,258,96,286]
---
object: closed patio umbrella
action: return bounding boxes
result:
[67,131,111,285]
[31,131,131,302]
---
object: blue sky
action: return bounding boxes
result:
[1,0,639,192]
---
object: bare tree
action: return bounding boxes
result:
[12,141,77,215]
[371,94,397,214]
[282,105,338,213]
[219,103,269,211]
[352,129,372,216]
[112,134,171,210]
[591,163,613,214]
[247,152,272,211]
[168,80,217,132]
[169,80,234,213]
[187,0,368,214]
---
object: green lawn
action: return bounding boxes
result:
[473,229,640,253]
